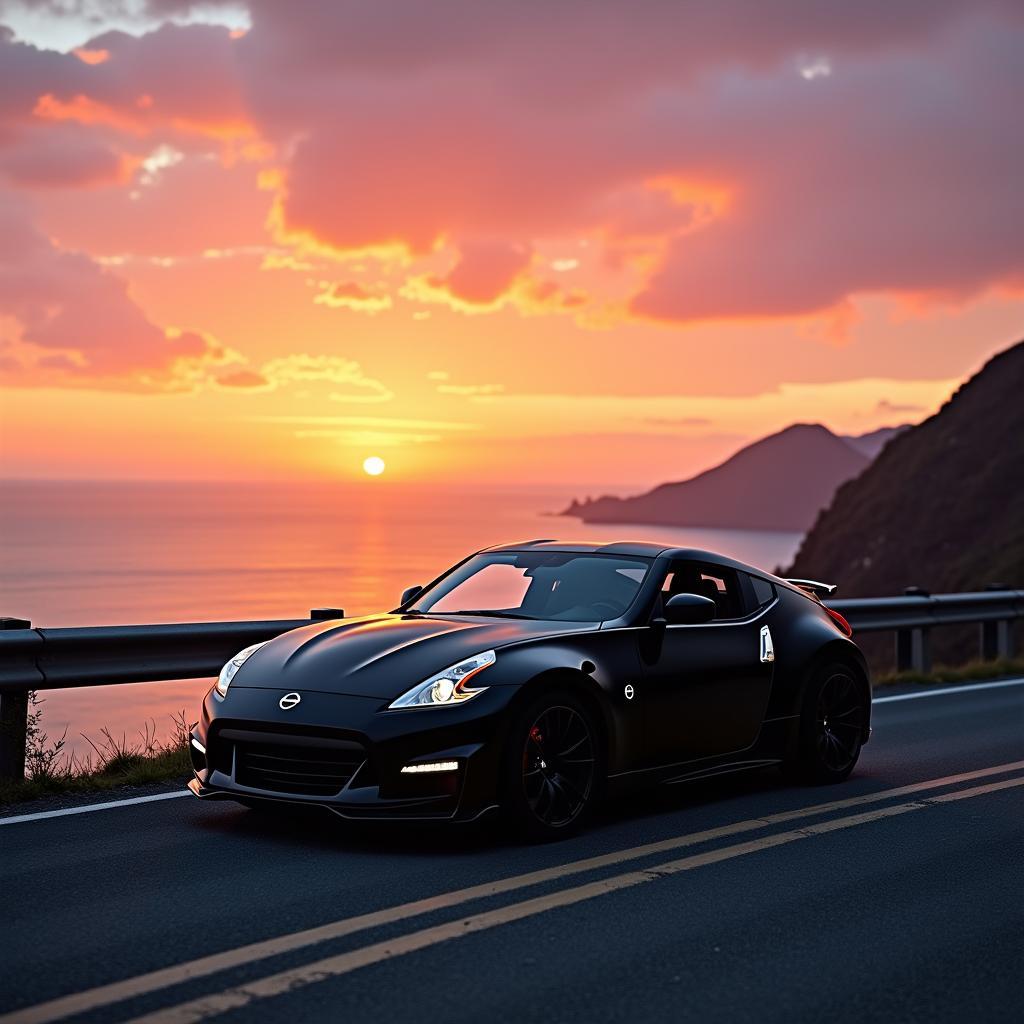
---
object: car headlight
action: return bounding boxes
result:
[215,641,269,699]
[388,650,495,709]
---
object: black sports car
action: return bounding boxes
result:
[188,540,870,839]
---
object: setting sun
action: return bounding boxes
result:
[363,455,386,477]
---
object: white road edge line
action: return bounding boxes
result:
[1,676,1020,827]
[873,677,1024,703]
[0,790,190,825]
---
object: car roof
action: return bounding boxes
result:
[483,538,666,557]
[480,538,778,578]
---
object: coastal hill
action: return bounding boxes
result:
[843,425,907,459]
[562,423,873,532]
[787,340,1024,596]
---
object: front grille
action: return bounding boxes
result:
[225,730,365,797]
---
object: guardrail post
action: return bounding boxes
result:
[895,589,931,673]
[980,619,1014,661]
[310,608,345,621]
[895,628,931,673]
[0,617,32,783]
[980,584,1015,662]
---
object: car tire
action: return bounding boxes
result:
[501,689,603,842]
[783,661,868,784]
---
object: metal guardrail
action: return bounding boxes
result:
[0,619,319,692]
[0,590,1020,782]
[830,588,1023,673]
[0,610,343,781]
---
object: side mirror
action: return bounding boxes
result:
[400,585,423,606]
[663,592,716,626]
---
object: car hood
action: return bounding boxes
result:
[229,613,594,699]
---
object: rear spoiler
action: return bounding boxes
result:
[786,578,838,599]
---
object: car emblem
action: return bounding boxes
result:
[279,692,302,710]
[624,684,635,700]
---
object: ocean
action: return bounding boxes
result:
[0,480,803,759]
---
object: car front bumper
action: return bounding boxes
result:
[187,684,512,821]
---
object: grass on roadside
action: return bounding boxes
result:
[873,657,1024,689]
[0,696,193,807]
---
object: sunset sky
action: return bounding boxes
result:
[1,0,1022,487]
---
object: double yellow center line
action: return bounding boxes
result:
[6,760,1023,1024]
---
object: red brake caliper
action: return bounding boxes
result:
[524,726,543,770]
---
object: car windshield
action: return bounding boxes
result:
[408,551,653,622]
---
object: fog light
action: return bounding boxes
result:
[400,760,459,774]
[191,737,206,754]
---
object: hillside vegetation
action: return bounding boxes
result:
[787,339,1024,596]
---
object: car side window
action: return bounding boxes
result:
[661,561,746,620]
[748,574,776,609]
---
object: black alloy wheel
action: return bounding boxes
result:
[784,662,868,784]
[522,705,595,827]
[503,690,601,840]
[815,669,866,774]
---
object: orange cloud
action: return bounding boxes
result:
[1,1,1023,413]
[0,189,226,390]
[399,240,589,317]
[72,48,110,66]
[210,355,392,399]
[417,240,531,308]
[259,354,393,402]
[0,127,138,188]
[435,241,530,304]
[313,280,392,313]
[216,368,270,389]
[233,1,1024,325]
[34,92,147,135]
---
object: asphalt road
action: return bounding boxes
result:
[1,680,1022,1024]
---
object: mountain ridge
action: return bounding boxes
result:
[561,423,872,532]
[841,425,907,459]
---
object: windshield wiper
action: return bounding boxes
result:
[449,609,535,619]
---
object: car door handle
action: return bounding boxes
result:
[760,625,775,663]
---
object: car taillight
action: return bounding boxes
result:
[826,607,853,637]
